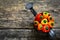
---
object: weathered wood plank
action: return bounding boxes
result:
[0,29,59,40]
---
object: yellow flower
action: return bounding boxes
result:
[43,11,49,18]
[48,21,54,28]
[41,19,48,25]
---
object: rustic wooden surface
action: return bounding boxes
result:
[0,0,60,40]
[0,0,60,28]
[0,29,60,40]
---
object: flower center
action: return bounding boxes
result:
[45,13,47,14]
[44,20,47,23]
[34,22,37,24]
[50,17,52,20]
[51,23,54,26]
[45,11,48,14]
[40,25,42,28]
[46,26,48,30]
[40,16,43,19]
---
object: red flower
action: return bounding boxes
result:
[42,25,50,33]
[35,13,43,22]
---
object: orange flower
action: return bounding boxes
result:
[48,16,54,21]
[37,23,43,31]
[34,21,39,27]
[48,21,54,28]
